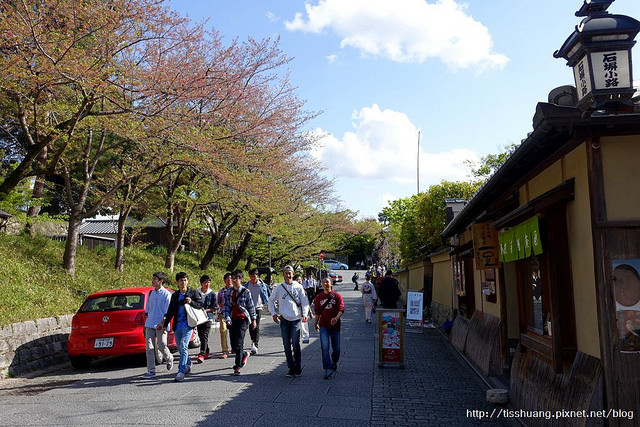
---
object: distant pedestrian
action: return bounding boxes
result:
[246,268,271,354]
[223,269,256,376]
[361,273,378,323]
[302,272,318,309]
[301,272,317,342]
[143,272,173,379]
[268,265,309,377]
[195,274,216,363]
[314,277,344,379]
[295,274,311,343]
[352,272,359,290]
[163,272,202,382]
[217,273,233,358]
[378,270,401,309]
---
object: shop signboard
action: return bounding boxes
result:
[473,222,500,270]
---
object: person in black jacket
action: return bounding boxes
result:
[378,270,401,309]
[163,272,202,382]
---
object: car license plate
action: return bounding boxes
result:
[94,338,114,348]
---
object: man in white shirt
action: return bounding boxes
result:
[268,265,309,377]
[143,272,173,378]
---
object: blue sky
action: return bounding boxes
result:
[168,0,640,219]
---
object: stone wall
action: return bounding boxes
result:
[0,315,73,379]
[430,301,453,326]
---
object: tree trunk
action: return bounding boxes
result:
[244,254,253,272]
[198,214,239,270]
[63,213,83,275]
[165,219,187,273]
[114,206,131,272]
[0,145,44,199]
[199,233,224,270]
[25,176,45,236]
[165,249,176,272]
[24,147,48,236]
[226,230,254,272]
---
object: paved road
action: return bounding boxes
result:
[0,271,517,426]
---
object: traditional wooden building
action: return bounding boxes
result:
[433,3,640,424]
[439,94,640,423]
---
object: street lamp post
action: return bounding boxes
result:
[554,0,640,113]
[267,233,272,269]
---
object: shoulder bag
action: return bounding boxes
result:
[185,302,209,327]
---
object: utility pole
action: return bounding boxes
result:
[417,131,421,193]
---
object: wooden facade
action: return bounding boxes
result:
[437,102,640,425]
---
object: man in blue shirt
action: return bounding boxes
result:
[163,272,202,382]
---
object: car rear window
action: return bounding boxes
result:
[80,294,144,312]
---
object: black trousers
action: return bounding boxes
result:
[305,289,316,313]
[196,321,211,355]
[248,309,262,346]
[229,318,249,368]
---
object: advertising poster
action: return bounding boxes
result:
[613,259,640,352]
[406,292,423,321]
[380,311,403,363]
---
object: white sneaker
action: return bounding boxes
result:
[250,344,258,355]
[166,357,174,371]
[175,372,185,382]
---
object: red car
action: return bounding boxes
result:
[67,286,199,369]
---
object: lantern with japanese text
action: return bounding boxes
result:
[554,0,640,113]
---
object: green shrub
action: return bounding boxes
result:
[0,234,227,326]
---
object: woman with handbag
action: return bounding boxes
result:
[163,272,202,382]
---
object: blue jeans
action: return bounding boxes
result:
[174,327,193,374]
[319,326,340,370]
[279,318,301,370]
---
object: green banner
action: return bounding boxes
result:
[498,216,543,262]
[528,216,543,255]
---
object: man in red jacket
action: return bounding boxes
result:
[314,277,344,379]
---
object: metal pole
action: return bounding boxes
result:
[417,131,421,193]
[267,234,272,269]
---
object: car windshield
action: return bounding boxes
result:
[80,294,144,312]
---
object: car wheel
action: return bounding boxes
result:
[188,332,201,349]
[69,355,91,369]
[340,266,346,270]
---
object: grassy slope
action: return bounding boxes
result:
[0,234,227,326]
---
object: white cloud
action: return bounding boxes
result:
[285,0,508,70]
[311,104,478,185]
[380,192,398,210]
[265,11,278,22]
[326,53,339,63]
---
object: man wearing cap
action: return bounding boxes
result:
[267,265,309,377]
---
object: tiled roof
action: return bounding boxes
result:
[79,218,167,235]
